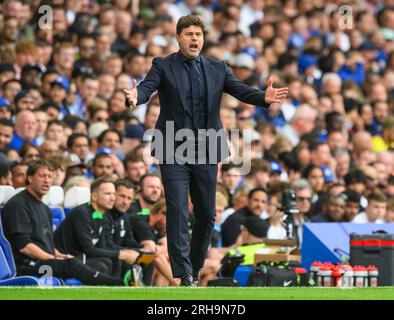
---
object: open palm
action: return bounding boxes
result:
[264,76,289,105]
[123,79,138,109]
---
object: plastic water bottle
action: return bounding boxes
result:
[367,266,379,287]
[310,261,322,285]
[344,265,354,287]
[332,267,344,287]
[318,266,332,287]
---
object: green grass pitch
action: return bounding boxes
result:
[0,287,393,300]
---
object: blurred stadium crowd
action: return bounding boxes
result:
[0,0,394,286]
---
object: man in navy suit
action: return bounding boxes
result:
[124,15,288,286]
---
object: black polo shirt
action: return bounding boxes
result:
[2,189,55,265]
[105,208,141,250]
[54,203,119,259]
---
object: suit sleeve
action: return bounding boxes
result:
[125,57,162,108]
[223,63,271,109]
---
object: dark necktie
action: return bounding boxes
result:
[188,59,200,130]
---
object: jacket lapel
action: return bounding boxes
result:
[170,54,187,113]
[201,56,214,114]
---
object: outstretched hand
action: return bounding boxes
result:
[264,76,289,105]
[123,79,138,109]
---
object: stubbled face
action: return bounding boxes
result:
[114,185,134,213]
[176,25,204,59]
[28,166,53,197]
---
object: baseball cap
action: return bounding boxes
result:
[96,147,113,156]
[240,216,269,238]
[0,63,15,74]
[360,42,379,51]
[0,97,11,108]
[342,189,361,203]
[321,166,335,183]
[270,161,282,174]
[50,75,70,93]
[22,63,46,75]
[298,54,318,72]
[13,90,30,104]
[234,53,254,69]
[125,124,144,139]
[66,156,87,169]
[88,122,109,139]
[240,47,258,60]
[242,130,260,145]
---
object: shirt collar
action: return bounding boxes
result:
[178,51,201,64]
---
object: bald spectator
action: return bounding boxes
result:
[8,110,37,151]
[279,104,318,146]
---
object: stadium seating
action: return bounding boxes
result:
[0,218,61,286]
[41,186,67,231]
[64,186,91,214]
[14,187,25,195]
[0,186,15,207]
[51,207,66,232]
[43,186,64,207]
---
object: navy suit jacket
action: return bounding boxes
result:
[129,52,271,163]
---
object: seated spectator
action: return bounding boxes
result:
[0,118,14,154]
[0,161,12,185]
[10,162,28,188]
[91,153,115,179]
[310,193,346,222]
[45,120,67,151]
[123,152,148,187]
[39,140,60,159]
[2,161,135,286]
[19,142,40,164]
[221,187,269,247]
[8,110,38,152]
[343,189,362,222]
[67,133,93,165]
[54,175,142,282]
[128,173,163,219]
[352,192,387,224]
[385,198,394,223]
[292,179,312,246]
[104,179,177,286]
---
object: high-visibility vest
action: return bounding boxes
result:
[228,243,266,265]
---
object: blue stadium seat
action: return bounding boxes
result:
[51,207,65,232]
[64,278,82,286]
[0,218,61,286]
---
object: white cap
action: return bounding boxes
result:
[234,53,254,69]
[88,122,109,139]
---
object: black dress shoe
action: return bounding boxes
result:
[180,274,197,287]
[192,271,200,286]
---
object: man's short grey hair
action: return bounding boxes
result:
[291,179,312,193]
[332,148,350,159]
[322,72,342,86]
[291,104,318,121]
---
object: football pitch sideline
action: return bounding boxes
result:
[0,287,393,300]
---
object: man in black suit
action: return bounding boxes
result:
[124,15,288,286]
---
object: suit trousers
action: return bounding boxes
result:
[159,162,217,278]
